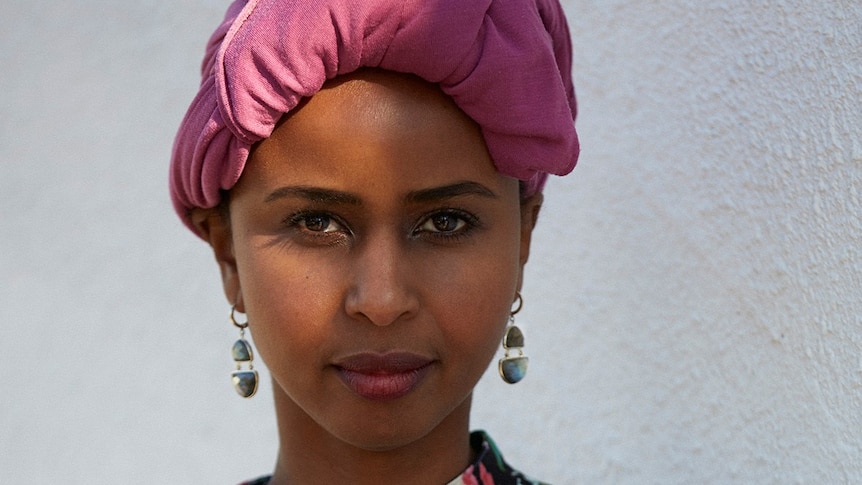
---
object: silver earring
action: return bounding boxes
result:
[230,305,258,398]
[498,292,528,384]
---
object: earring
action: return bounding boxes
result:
[230,305,258,398]
[498,292,528,384]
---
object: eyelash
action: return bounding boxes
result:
[412,209,480,241]
[283,208,480,244]
[284,211,351,245]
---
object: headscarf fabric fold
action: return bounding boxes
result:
[171,0,579,236]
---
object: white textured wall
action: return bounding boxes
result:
[1,1,859,483]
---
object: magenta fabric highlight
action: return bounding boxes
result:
[171,0,579,235]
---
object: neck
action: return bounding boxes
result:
[267,388,474,485]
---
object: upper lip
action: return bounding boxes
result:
[333,352,434,374]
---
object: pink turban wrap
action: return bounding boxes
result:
[171,0,579,235]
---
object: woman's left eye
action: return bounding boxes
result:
[415,210,475,235]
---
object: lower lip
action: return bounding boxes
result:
[336,364,432,401]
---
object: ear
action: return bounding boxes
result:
[190,207,244,311]
[516,193,543,290]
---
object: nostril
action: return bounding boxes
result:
[343,238,415,325]
[345,285,418,327]
[345,269,420,327]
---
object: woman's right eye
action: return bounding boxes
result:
[285,212,349,241]
[298,213,338,232]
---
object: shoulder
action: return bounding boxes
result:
[449,431,550,485]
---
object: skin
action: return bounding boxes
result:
[193,69,542,484]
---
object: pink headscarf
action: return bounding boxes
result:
[171,0,579,235]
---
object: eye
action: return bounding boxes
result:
[299,213,339,233]
[422,212,466,233]
[285,211,349,239]
[414,209,478,238]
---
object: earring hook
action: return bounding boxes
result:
[230,305,249,329]
[510,292,523,315]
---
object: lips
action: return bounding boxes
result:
[334,352,434,401]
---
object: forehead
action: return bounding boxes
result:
[276,69,476,150]
[235,69,515,200]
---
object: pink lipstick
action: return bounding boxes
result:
[334,352,433,401]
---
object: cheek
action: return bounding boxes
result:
[235,241,345,370]
[422,236,522,365]
[232,214,523,380]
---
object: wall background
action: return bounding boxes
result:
[1,0,859,483]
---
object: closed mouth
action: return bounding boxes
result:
[334,352,434,401]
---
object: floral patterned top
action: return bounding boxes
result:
[240,430,548,485]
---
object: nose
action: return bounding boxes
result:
[344,234,419,326]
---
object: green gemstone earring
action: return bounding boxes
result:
[230,305,258,398]
[499,292,528,384]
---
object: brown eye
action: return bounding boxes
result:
[418,211,468,234]
[302,214,332,232]
[284,211,351,247]
[432,213,463,232]
[292,213,344,233]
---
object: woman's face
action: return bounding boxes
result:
[203,70,541,451]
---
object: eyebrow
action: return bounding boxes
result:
[263,181,497,205]
[406,181,498,203]
[264,186,362,205]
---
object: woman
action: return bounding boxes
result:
[170,0,578,483]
